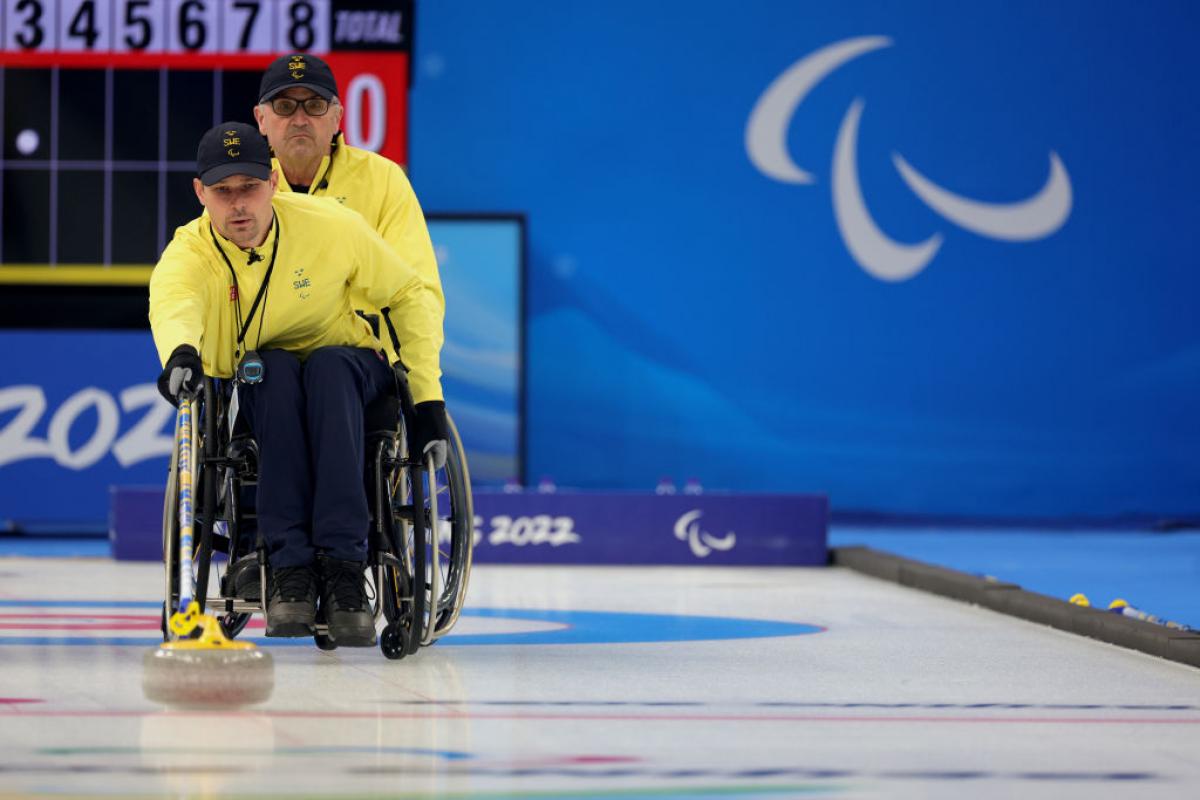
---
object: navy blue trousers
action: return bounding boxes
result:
[236,347,393,568]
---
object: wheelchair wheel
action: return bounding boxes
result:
[379,623,405,659]
[386,412,474,651]
[377,512,424,659]
[374,436,425,660]
[398,456,430,656]
[215,431,263,641]
[160,417,181,641]
[426,413,474,641]
[216,553,255,638]
[314,608,338,650]
[376,535,413,661]
[190,380,221,614]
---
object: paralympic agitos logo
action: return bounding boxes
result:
[746,36,1072,282]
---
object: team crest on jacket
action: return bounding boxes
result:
[293,267,312,299]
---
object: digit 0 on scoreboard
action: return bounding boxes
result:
[0,0,411,274]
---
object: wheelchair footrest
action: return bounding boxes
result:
[209,532,231,555]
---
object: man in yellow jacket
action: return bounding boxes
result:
[150,121,447,647]
[252,53,442,357]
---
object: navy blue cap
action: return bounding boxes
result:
[259,53,338,103]
[196,122,271,185]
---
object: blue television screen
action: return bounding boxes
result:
[428,215,523,486]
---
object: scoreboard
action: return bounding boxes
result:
[0,0,412,276]
[0,0,399,54]
[0,2,526,494]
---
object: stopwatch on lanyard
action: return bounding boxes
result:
[209,216,280,385]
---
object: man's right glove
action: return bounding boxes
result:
[157,345,204,406]
[411,400,450,470]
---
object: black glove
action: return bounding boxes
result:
[157,345,204,406]
[411,400,450,470]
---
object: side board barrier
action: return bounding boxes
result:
[111,487,828,566]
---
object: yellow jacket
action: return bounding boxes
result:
[274,134,443,361]
[148,191,444,403]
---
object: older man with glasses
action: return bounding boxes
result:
[252,53,444,365]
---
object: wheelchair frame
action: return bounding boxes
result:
[160,368,474,660]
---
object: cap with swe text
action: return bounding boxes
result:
[258,53,338,103]
[196,122,271,186]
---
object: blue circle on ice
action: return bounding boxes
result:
[242,607,822,647]
[241,608,822,647]
[443,608,823,646]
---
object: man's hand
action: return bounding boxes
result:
[412,400,450,470]
[157,345,204,406]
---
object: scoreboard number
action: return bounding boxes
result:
[0,0,411,273]
[0,0,411,162]
[4,0,333,54]
[11,0,56,50]
[229,0,263,50]
[123,1,155,49]
[343,71,383,151]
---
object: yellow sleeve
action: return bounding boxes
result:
[349,213,445,404]
[148,236,211,368]
[376,162,446,317]
[370,163,445,367]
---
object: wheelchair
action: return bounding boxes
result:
[159,362,474,659]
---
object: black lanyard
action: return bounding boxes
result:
[209,216,280,358]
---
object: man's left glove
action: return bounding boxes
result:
[157,345,204,406]
[411,400,450,470]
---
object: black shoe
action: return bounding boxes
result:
[266,565,318,637]
[317,556,377,646]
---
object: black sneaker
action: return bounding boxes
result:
[317,556,377,646]
[266,565,318,637]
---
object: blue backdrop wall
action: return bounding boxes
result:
[409,0,1200,519]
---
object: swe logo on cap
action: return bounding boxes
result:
[223,130,241,158]
[289,56,306,79]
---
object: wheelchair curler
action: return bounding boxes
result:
[158,368,474,660]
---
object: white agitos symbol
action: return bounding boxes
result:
[746,36,1072,281]
[674,510,736,558]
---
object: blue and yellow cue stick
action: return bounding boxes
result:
[164,390,253,649]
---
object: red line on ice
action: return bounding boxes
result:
[3,710,1200,725]
[0,613,157,621]
[0,624,159,631]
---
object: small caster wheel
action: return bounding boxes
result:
[314,610,337,650]
[380,624,406,660]
[220,613,252,640]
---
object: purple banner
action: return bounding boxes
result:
[111,488,828,566]
[469,491,827,565]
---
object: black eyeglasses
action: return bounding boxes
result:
[267,96,332,117]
